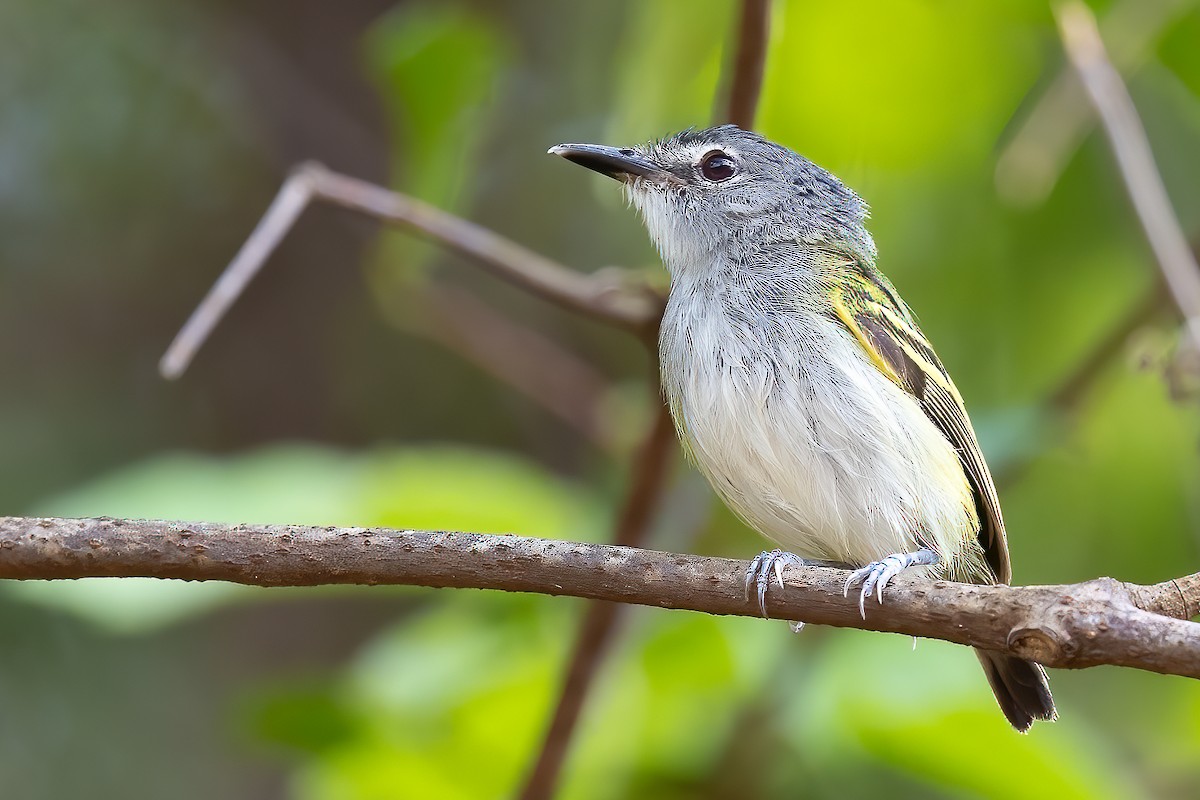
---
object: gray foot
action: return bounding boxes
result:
[745,549,806,619]
[843,548,940,618]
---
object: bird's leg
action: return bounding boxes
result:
[842,548,939,618]
[745,549,808,622]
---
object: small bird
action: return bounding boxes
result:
[550,125,1055,731]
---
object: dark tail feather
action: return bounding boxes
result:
[975,649,1056,732]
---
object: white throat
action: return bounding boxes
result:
[627,185,718,278]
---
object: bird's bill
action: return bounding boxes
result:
[548,143,667,182]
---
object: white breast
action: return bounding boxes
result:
[659,274,978,569]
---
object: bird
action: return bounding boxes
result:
[549,125,1056,731]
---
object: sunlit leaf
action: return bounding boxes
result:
[360,3,513,314]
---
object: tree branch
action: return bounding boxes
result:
[2,516,1197,676]
[1042,285,1166,413]
[994,0,1189,207]
[1056,1,1200,351]
[519,399,677,800]
[523,5,775,794]
[159,162,663,379]
[725,0,771,129]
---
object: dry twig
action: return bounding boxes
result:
[1056,1,1200,351]
[995,0,1189,206]
[159,163,662,379]
[398,284,617,451]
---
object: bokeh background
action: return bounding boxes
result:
[3,0,1200,797]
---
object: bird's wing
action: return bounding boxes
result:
[825,255,1010,583]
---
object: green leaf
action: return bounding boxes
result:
[242,679,360,757]
[606,0,731,141]
[359,3,512,310]
[778,633,1142,800]
[358,446,600,539]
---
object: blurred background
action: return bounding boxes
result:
[2,0,1200,797]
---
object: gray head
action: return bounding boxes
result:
[549,125,876,274]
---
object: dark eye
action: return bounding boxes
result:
[700,150,737,181]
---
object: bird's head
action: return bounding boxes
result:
[550,125,875,273]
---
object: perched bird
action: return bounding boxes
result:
[550,125,1056,731]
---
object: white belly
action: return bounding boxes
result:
[659,288,977,568]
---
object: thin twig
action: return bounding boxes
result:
[160,171,313,379]
[519,403,675,800]
[159,162,662,378]
[1056,1,1200,350]
[726,0,771,129]
[993,286,1167,490]
[2,516,1198,676]
[995,0,1189,207]
[995,252,1200,489]
[1044,285,1167,413]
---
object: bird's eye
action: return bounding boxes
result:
[699,150,737,181]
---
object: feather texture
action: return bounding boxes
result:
[657,245,989,581]
[826,256,1009,583]
[574,123,1055,729]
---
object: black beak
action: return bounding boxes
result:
[548,143,666,181]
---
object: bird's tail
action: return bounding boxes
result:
[974,649,1056,732]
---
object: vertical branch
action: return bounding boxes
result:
[726,0,771,129]
[519,3,773,797]
[518,405,676,800]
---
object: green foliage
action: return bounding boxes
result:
[364,6,507,210]
[5,0,1200,797]
[361,3,513,315]
[607,0,731,141]
[761,0,1044,171]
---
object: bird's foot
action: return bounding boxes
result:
[745,549,807,619]
[843,548,939,619]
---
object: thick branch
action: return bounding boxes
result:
[3,516,1197,677]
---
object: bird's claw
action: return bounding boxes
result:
[842,548,940,619]
[744,549,806,619]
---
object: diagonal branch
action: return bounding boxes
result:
[2,516,1197,677]
[1042,285,1166,413]
[994,0,1189,206]
[1056,1,1200,351]
[159,162,663,379]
